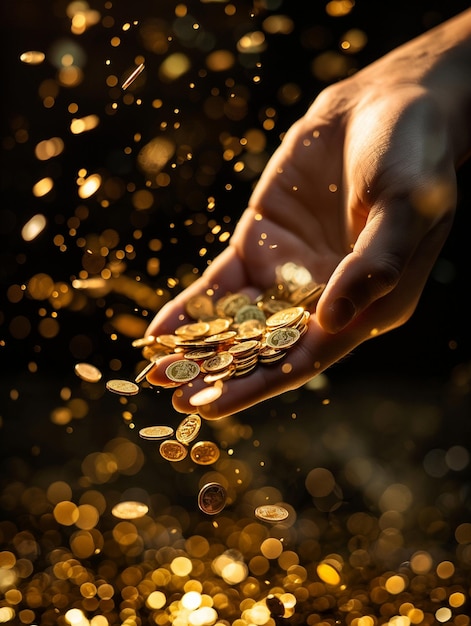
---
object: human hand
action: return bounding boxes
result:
[145,11,470,419]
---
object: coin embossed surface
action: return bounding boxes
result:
[254,504,289,522]
[106,379,140,395]
[112,501,149,519]
[190,440,220,465]
[197,482,227,515]
[159,439,188,461]
[139,425,174,440]
[176,414,202,444]
[165,360,201,383]
[74,362,102,383]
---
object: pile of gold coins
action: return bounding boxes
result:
[135,279,325,392]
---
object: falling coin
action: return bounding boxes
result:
[111,500,149,519]
[176,414,202,445]
[165,360,201,383]
[106,379,139,395]
[122,62,145,89]
[254,504,289,522]
[138,425,174,440]
[190,440,220,465]
[197,482,227,515]
[134,360,156,383]
[159,439,188,462]
[74,362,102,383]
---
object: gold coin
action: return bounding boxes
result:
[134,361,155,383]
[183,347,217,360]
[265,306,305,329]
[112,500,149,519]
[290,282,325,307]
[165,360,201,383]
[131,335,156,348]
[254,504,289,522]
[159,440,188,462]
[122,62,145,90]
[206,317,232,335]
[74,362,102,383]
[190,440,220,465]
[197,482,227,515]
[228,339,260,356]
[234,304,267,325]
[216,292,251,317]
[175,321,210,338]
[106,379,140,395]
[185,294,215,320]
[204,330,237,344]
[139,425,174,440]
[201,351,234,373]
[265,327,300,349]
[203,367,236,384]
[176,414,202,444]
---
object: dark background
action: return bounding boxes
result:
[0,1,470,623]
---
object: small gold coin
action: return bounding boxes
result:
[254,504,289,522]
[74,362,102,383]
[190,440,220,465]
[176,414,202,444]
[201,351,234,373]
[265,327,300,349]
[134,361,155,383]
[165,360,201,383]
[112,500,149,519]
[204,330,237,344]
[197,482,227,515]
[265,306,304,329]
[175,321,210,338]
[183,347,217,360]
[185,294,215,320]
[131,335,156,348]
[139,425,174,440]
[106,379,140,395]
[228,339,260,356]
[159,440,188,462]
[122,62,145,89]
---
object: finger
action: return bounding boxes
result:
[317,185,455,334]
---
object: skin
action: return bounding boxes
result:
[146,9,471,419]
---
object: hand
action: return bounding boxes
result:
[145,11,470,419]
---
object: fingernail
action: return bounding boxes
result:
[329,297,356,332]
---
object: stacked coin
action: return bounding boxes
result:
[133,280,324,387]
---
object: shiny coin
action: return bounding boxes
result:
[204,330,237,344]
[183,347,217,360]
[185,294,215,320]
[106,379,140,395]
[132,335,156,348]
[234,304,267,325]
[176,414,202,445]
[228,339,260,356]
[201,351,234,373]
[254,504,289,522]
[206,317,232,335]
[74,362,102,383]
[175,321,210,338]
[216,292,251,317]
[197,482,227,515]
[189,384,223,408]
[112,500,149,519]
[122,62,145,89]
[159,440,188,462]
[165,360,201,383]
[139,425,174,440]
[265,327,300,349]
[265,306,304,329]
[203,367,236,384]
[190,440,220,465]
[134,360,155,383]
[290,282,325,307]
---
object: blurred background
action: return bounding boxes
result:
[1,1,470,624]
